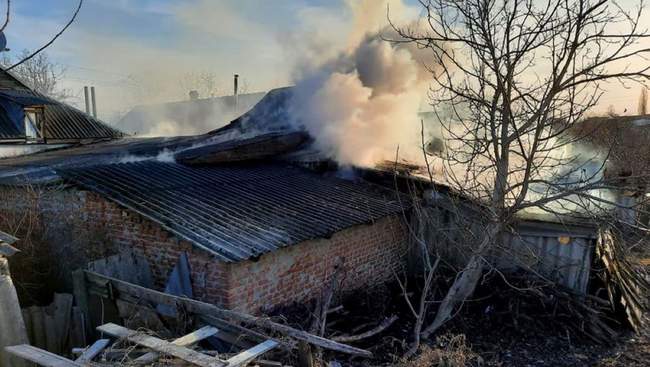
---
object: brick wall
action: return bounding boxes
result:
[1,186,409,313]
[75,190,233,306]
[226,215,409,314]
[0,186,229,306]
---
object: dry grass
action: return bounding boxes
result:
[399,334,482,367]
[0,184,113,305]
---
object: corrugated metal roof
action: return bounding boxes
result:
[0,67,124,140]
[0,106,20,139]
[60,161,406,262]
[0,89,54,106]
[42,102,124,140]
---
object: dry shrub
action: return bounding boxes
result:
[400,334,482,367]
[0,184,113,305]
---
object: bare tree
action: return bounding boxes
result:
[1,50,72,101]
[639,87,648,115]
[392,0,650,338]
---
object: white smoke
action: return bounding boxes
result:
[289,0,433,167]
[0,144,71,158]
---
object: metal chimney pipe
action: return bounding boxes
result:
[234,74,239,112]
[90,86,97,118]
[83,86,90,114]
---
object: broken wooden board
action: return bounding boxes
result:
[597,228,650,333]
[226,340,279,367]
[84,270,372,358]
[97,323,225,367]
[133,325,219,365]
[5,344,83,367]
[74,338,109,364]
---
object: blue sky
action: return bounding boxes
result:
[3,0,647,120]
[4,0,369,119]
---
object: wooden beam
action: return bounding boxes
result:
[74,338,110,363]
[84,271,372,358]
[71,269,90,343]
[133,326,219,365]
[97,323,224,367]
[5,344,82,367]
[226,340,279,367]
[200,315,294,350]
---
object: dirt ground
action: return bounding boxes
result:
[274,271,649,367]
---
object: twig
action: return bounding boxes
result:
[331,316,398,343]
[7,0,82,71]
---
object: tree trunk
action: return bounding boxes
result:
[421,223,501,338]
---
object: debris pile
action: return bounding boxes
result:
[597,227,650,333]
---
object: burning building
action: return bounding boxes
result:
[0,87,413,314]
[0,83,601,319]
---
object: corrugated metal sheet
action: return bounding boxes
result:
[0,109,20,139]
[0,68,124,140]
[42,103,124,140]
[60,161,406,262]
[0,89,54,106]
[499,220,596,294]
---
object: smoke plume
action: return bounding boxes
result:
[289,0,433,167]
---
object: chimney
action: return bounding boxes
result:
[189,90,199,100]
[234,74,239,112]
[90,86,97,118]
[83,86,90,115]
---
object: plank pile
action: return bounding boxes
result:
[597,227,650,333]
[5,322,280,366]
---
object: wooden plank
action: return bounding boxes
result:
[84,271,372,358]
[172,326,220,346]
[200,315,292,350]
[71,270,90,343]
[5,344,82,367]
[226,340,279,367]
[133,326,219,365]
[96,323,224,367]
[74,338,110,363]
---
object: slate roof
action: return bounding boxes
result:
[0,67,124,140]
[59,161,406,262]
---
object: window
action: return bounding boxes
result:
[24,106,44,142]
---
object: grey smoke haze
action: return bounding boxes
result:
[289,0,435,167]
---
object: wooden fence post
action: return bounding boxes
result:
[71,269,89,344]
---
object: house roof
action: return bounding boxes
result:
[0,67,124,141]
[59,161,406,262]
[118,92,266,136]
[0,135,206,184]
